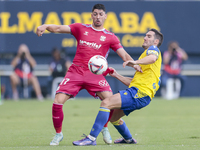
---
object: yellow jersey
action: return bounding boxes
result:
[129,45,162,99]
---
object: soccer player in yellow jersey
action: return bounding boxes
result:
[73,28,163,146]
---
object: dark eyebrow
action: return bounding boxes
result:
[146,33,152,37]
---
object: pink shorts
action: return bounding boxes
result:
[56,64,112,98]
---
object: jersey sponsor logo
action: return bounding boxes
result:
[79,40,101,50]
[100,36,106,41]
[99,80,109,87]
[84,31,88,35]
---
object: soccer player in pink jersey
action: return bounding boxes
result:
[36,4,139,146]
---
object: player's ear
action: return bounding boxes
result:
[154,39,159,46]
[105,14,107,19]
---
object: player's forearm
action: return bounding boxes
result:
[46,24,70,33]
[117,48,133,62]
[124,54,134,68]
[124,53,133,62]
[39,24,63,33]
[135,55,156,65]
[114,73,132,86]
[45,24,62,33]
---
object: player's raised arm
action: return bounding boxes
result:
[36,24,71,37]
[123,54,157,68]
[135,54,157,65]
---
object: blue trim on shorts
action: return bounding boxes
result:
[119,87,151,116]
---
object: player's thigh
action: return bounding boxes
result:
[85,72,112,99]
[101,93,122,110]
[96,91,113,100]
[56,65,84,97]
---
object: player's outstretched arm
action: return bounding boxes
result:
[135,54,157,65]
[109,67,132,86]
[36,24,71,37]
[123,54,157,67]
[123,60,137,68]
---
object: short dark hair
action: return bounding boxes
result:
[149,28,163,48]
[92,4,106,12]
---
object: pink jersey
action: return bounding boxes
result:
[69,23,123,68]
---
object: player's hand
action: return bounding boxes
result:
[107,67,117,78]
[103,67,114,76]
[36,25,47,37]
[123,60,137,68]
[133,65,143,73]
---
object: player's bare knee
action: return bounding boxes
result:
[101,98,110,108]
[54,93,70,104]
[54,96,63,104]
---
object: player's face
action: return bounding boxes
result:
[142,31,156,49]
[91,9,107,29]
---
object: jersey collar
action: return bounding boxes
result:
[91,25,105,31]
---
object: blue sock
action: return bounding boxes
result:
[90,107,110,138]
[112,119,132,140]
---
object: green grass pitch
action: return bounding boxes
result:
[0,97,200,150]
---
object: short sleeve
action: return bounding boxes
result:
[110,35,123,52]
[68,23,82,39]
[146,45,160,58]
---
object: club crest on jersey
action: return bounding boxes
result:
[100,36,106,41]
[84,31,88,35]
[99,80,109,87]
